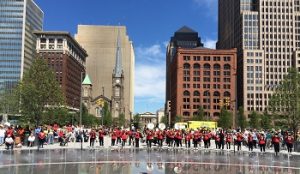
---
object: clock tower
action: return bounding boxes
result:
[111,30,125,118]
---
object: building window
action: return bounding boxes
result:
[193,91,200,96]
[193,63,200,69]
[183,90,190,96]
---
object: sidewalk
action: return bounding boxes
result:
[1,136,299,156]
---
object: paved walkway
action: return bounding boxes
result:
[1,136,299,156]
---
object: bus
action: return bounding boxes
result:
[174,122,188,130]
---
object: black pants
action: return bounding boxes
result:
[253,140,257,148]
[237,141,242,151]
[90,138,95,147]
[287,143,293,153]
[122,140,126,147]
[135,138,139,148]
[111,139,116,146]
[129,137,133,146]
[204,140,209,148]
[274,143,280,155]
[259,144,266,152]
[248,142,253,151]
[38,139,44,149]
[117,137,121,144]
[147,139,152,148]
[186,139,191,148]
[226,142,231,149]
[99,137,104,146]
[6,143,13,150]
[193,139,198,148]
[219,141,224,149]
[157,139,163,147]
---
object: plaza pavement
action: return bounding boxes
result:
[0,136,299,156]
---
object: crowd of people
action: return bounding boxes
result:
[0,123,299,156]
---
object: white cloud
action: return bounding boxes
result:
[203,38,217,49]
[135,44,166,104]
[135,44,164,64]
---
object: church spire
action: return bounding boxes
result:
[113,29,123,78]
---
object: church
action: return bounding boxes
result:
[82,31,125,122]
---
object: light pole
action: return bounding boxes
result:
[80,72,83,150]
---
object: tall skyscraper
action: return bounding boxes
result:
[0,0,43,92]
[34,31,87,110]
[166,26,237,124]
[75,25,134,119]
[218,0,299,115]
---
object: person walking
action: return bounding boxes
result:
[121,131,128,148]
[226,133,232,150]
[248,133,254,152]
[236,132,243,151]
[98,128,105,147]
[111,129,117,146]
[286,133,294,154]
[135,129,142,148]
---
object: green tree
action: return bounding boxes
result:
[102,102,112,126]
[269,68,300,138]
[118,113,126,127]
[248,111,260,129]
[192,106,204,121]
[160,115,169,125]
[16,58,65,126]
[133,114,141,128]
[0,89,19,115]
[260,111,271,130]
[237,106,247,130]
[218,107,233,129]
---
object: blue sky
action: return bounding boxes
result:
[35,0,218,114]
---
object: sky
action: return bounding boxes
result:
[35,0,218,114]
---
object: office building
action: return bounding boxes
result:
[0,0,43,92]
[218,0,300,115]
[75,25,134,119]
[34,31,87,110]
[166,26,237,123]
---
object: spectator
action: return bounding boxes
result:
[28,133,35,147]
[5,134,14,150]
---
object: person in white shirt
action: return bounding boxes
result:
[28,133,35,147]
[0,126,6,145]
[5,134,14,150]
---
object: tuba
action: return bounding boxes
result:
[159,123,166,130]
[147,123,155,130]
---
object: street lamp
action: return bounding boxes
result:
[80,72,84,150]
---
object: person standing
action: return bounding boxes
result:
[89,129,96,147]
[236,132,243,151]
[98,128,105,147]
[146,130,153,148]
[38,129,46,149]
[0,125,5,145]
[185,131,192,148]
[248,133,254,152]
[259,133,266,153]
[121,131,128,148]
[28,133,35,147]
[135,129,142,148]
[226,133,232,150]
[111,130,117,146]
[157,130,164,148]
[272,133,281,156]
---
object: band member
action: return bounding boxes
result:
[248,133,254,152]
[175,131,182,147]
[146,130,153,148]
[236,132,243,151]
[193,131,200,148]
[185,131,192,148]
[226,133,232,150]
[157,130,164,147]
[98,128,105,146]
[272,133,281,156]
[89,129,96,147]
[219,130,225,150]
[286,133,294,153]
[121,131,128,148]
[111,129,117,146]
[214,133,220,149]
[258,133,266,152]
[203,131,210,149]
[135,129,142,148]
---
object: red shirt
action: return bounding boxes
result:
[185,133,192,141]
[237,134,243,142]
[111,132,117,140]
[226,135,232,142]
[286,136,294,144]
[146,131,153,140]
[39,132,45,139]
[99,130,104,138]
[121,133,127,140]
[135,132,141,139]
[272,136,280,143]
[89,131,96,139]
[259,137,266,145]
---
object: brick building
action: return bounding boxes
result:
[166,26,237,124]
[34,31,87,110]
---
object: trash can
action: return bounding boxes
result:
[294,142,300,152]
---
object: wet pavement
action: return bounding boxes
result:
[0,148,299,174]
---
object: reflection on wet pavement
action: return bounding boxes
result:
[0,149,299,174]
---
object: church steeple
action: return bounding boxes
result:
[113,30,123,78]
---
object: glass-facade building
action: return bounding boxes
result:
[0,0,43,92]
